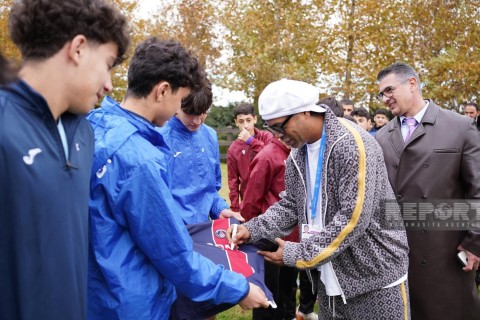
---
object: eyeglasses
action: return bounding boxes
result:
[376,78,410,102]
[263,114,294,135]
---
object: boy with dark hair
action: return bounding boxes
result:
[350,107,372,132]
[370,108,390,136]
[227,103,273,212]
[160,78,243,224]
[87,37,268,319]
[0,1,130,319]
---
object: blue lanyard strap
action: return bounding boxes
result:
[310,126,327,220]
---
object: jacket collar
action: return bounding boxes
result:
[5,80,83,131]
[167,115,201,136]
[389,99,437,130]
[271,138,290,154]
[99,96,166,145]
[290,108,348,176]
[386,99,439,156]
[6,80,54,119]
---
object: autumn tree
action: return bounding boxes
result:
[217,0,321,105]
[0,0,20,65]
[315,0,480,110]
[149,0,221,70]
[109,0,156,102]
[2,0,479,111]
[414,0,480,111]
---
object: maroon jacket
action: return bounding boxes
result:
[240,139,299,242]
[227,128,273,211]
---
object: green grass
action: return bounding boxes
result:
[217,307,252,320]
[219,162,230,204]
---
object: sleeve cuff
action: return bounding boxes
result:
[245,137,254,145]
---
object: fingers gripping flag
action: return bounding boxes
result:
[169,218,276,319]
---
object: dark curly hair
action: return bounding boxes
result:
[233,103,255,119]
[9,0,130,66]
[181,77,212,115]
[126,37,206,99]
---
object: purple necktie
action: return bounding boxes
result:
[403,117,418,143]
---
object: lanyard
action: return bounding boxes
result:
[310,127,327,221]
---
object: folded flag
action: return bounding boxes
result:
[169,218,276,320]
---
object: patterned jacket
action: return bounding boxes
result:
[244,109,409,299]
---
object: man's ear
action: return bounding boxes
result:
[68,35,88,66]
[155,81,170,101]
[252,115,258,124]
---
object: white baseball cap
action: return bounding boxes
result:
[259,79,324,121]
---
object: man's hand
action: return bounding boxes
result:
[257,238,285,266]
[238,283,270,310]
[226,224,251,248]
[219,209,245,222]
[237,128,251,142]
[458,245,480,271]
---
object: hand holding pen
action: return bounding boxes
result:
[226,223,251,250]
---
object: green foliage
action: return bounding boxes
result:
[205,103,236,129]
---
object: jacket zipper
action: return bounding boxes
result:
[324,133,348,304]
[47,114,80,171]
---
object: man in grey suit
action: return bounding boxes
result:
[375,61,480,320]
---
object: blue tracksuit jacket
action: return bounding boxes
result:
[86,96,248,320]
[159,116,229,224]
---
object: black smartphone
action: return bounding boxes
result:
[254,238,279,252]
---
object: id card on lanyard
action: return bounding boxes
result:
[302,126,327,240]
[310,126,327,220]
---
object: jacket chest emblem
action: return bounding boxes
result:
[23,148,42,165]
[96,159,112,179]
[242,149,246,155]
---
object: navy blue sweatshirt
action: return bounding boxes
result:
[0,81,94,320]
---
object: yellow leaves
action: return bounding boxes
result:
[1,0,478,110]
[0,0,20,64]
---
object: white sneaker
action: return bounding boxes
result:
[296,306,318,320]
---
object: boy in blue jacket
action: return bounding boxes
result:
[0,1,130,319]
[159,78,244,225]
[87,37,268,320]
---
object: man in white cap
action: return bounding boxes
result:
[228,79,411,319]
